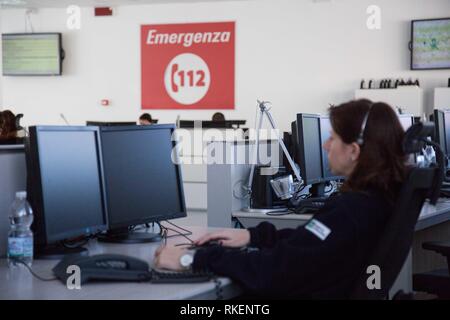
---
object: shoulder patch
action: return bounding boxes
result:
[305,219,331,241]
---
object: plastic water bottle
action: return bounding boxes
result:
[7,191,34,268]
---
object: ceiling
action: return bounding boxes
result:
[0,0,247,9]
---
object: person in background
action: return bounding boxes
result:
[212,112,225,122]
[0,110,19,140]
[139,113,153,125]
[154,99,408,299]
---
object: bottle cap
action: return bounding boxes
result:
[15,191,27,200]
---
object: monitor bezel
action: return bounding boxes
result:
[27,126,108,245]
[86,121,137,126]
[2,32,64,76]
[433,109,447,156]
[437,109,450,157]
[98,124,187,230]
[410,17,450,71]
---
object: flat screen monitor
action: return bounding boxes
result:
[86,121,137,126]
[26,126,108,248]
[2,33,63,76]
[411,18,450,70]
[433,109,447,156]
[98,124,186,241]
[291,114,323,185]
[434,109,450,157]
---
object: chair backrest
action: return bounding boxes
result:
[350,166,439,299]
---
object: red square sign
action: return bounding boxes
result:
[141,22,235,110]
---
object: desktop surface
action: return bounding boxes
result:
[0,226,240,300]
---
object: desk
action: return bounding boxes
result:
[233,198,450,231]
[0,226,242,300]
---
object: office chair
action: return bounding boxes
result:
[350,122,444,300]
[413,242,450,299]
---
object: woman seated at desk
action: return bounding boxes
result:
[155,99,407,299]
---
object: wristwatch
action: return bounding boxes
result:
[180,251,194,270]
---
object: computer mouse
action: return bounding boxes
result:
[52,254,151,284]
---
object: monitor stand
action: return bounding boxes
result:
[36,244,88,260]
[97,227,162,244]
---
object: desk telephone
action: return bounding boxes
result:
[52,254,213,285]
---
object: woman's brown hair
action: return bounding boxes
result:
[329,99,407,201]
[0,110,18,139]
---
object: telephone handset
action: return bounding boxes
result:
[52,254,151,284]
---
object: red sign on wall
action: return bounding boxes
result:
[141,22,235,110]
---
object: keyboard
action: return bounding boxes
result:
[150,269,214,283]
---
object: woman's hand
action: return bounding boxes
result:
[154,244,187,271]
[194,229,251,248]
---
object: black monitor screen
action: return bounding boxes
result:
[29,127,107,243]
[292,114,322,185]
[434,110,447,155]
[86,121,137,126]
[100,125,186,229]
[444,112,450,157]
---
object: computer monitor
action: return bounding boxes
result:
[398,114,414,132]
[98,124,187,243]
[86,121,137,126]
[291,114,323,186]
[433,109,450,157]
[26,126,108,258]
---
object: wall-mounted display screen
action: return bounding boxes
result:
[2,33,63,76]
[411,18,450,70]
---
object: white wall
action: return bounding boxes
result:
[0,0,449,131]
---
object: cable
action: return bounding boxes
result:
[160,221,194,243]
[61,231,103,249]
[61,239,89,249]
[163,220,193,236]
[324,182,333,194]
[174,242,193,247]
[159,224,194,243]
[10,258,57,282]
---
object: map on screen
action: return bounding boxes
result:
[411,18,450,70]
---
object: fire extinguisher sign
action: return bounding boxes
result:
[141,22,235,110]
